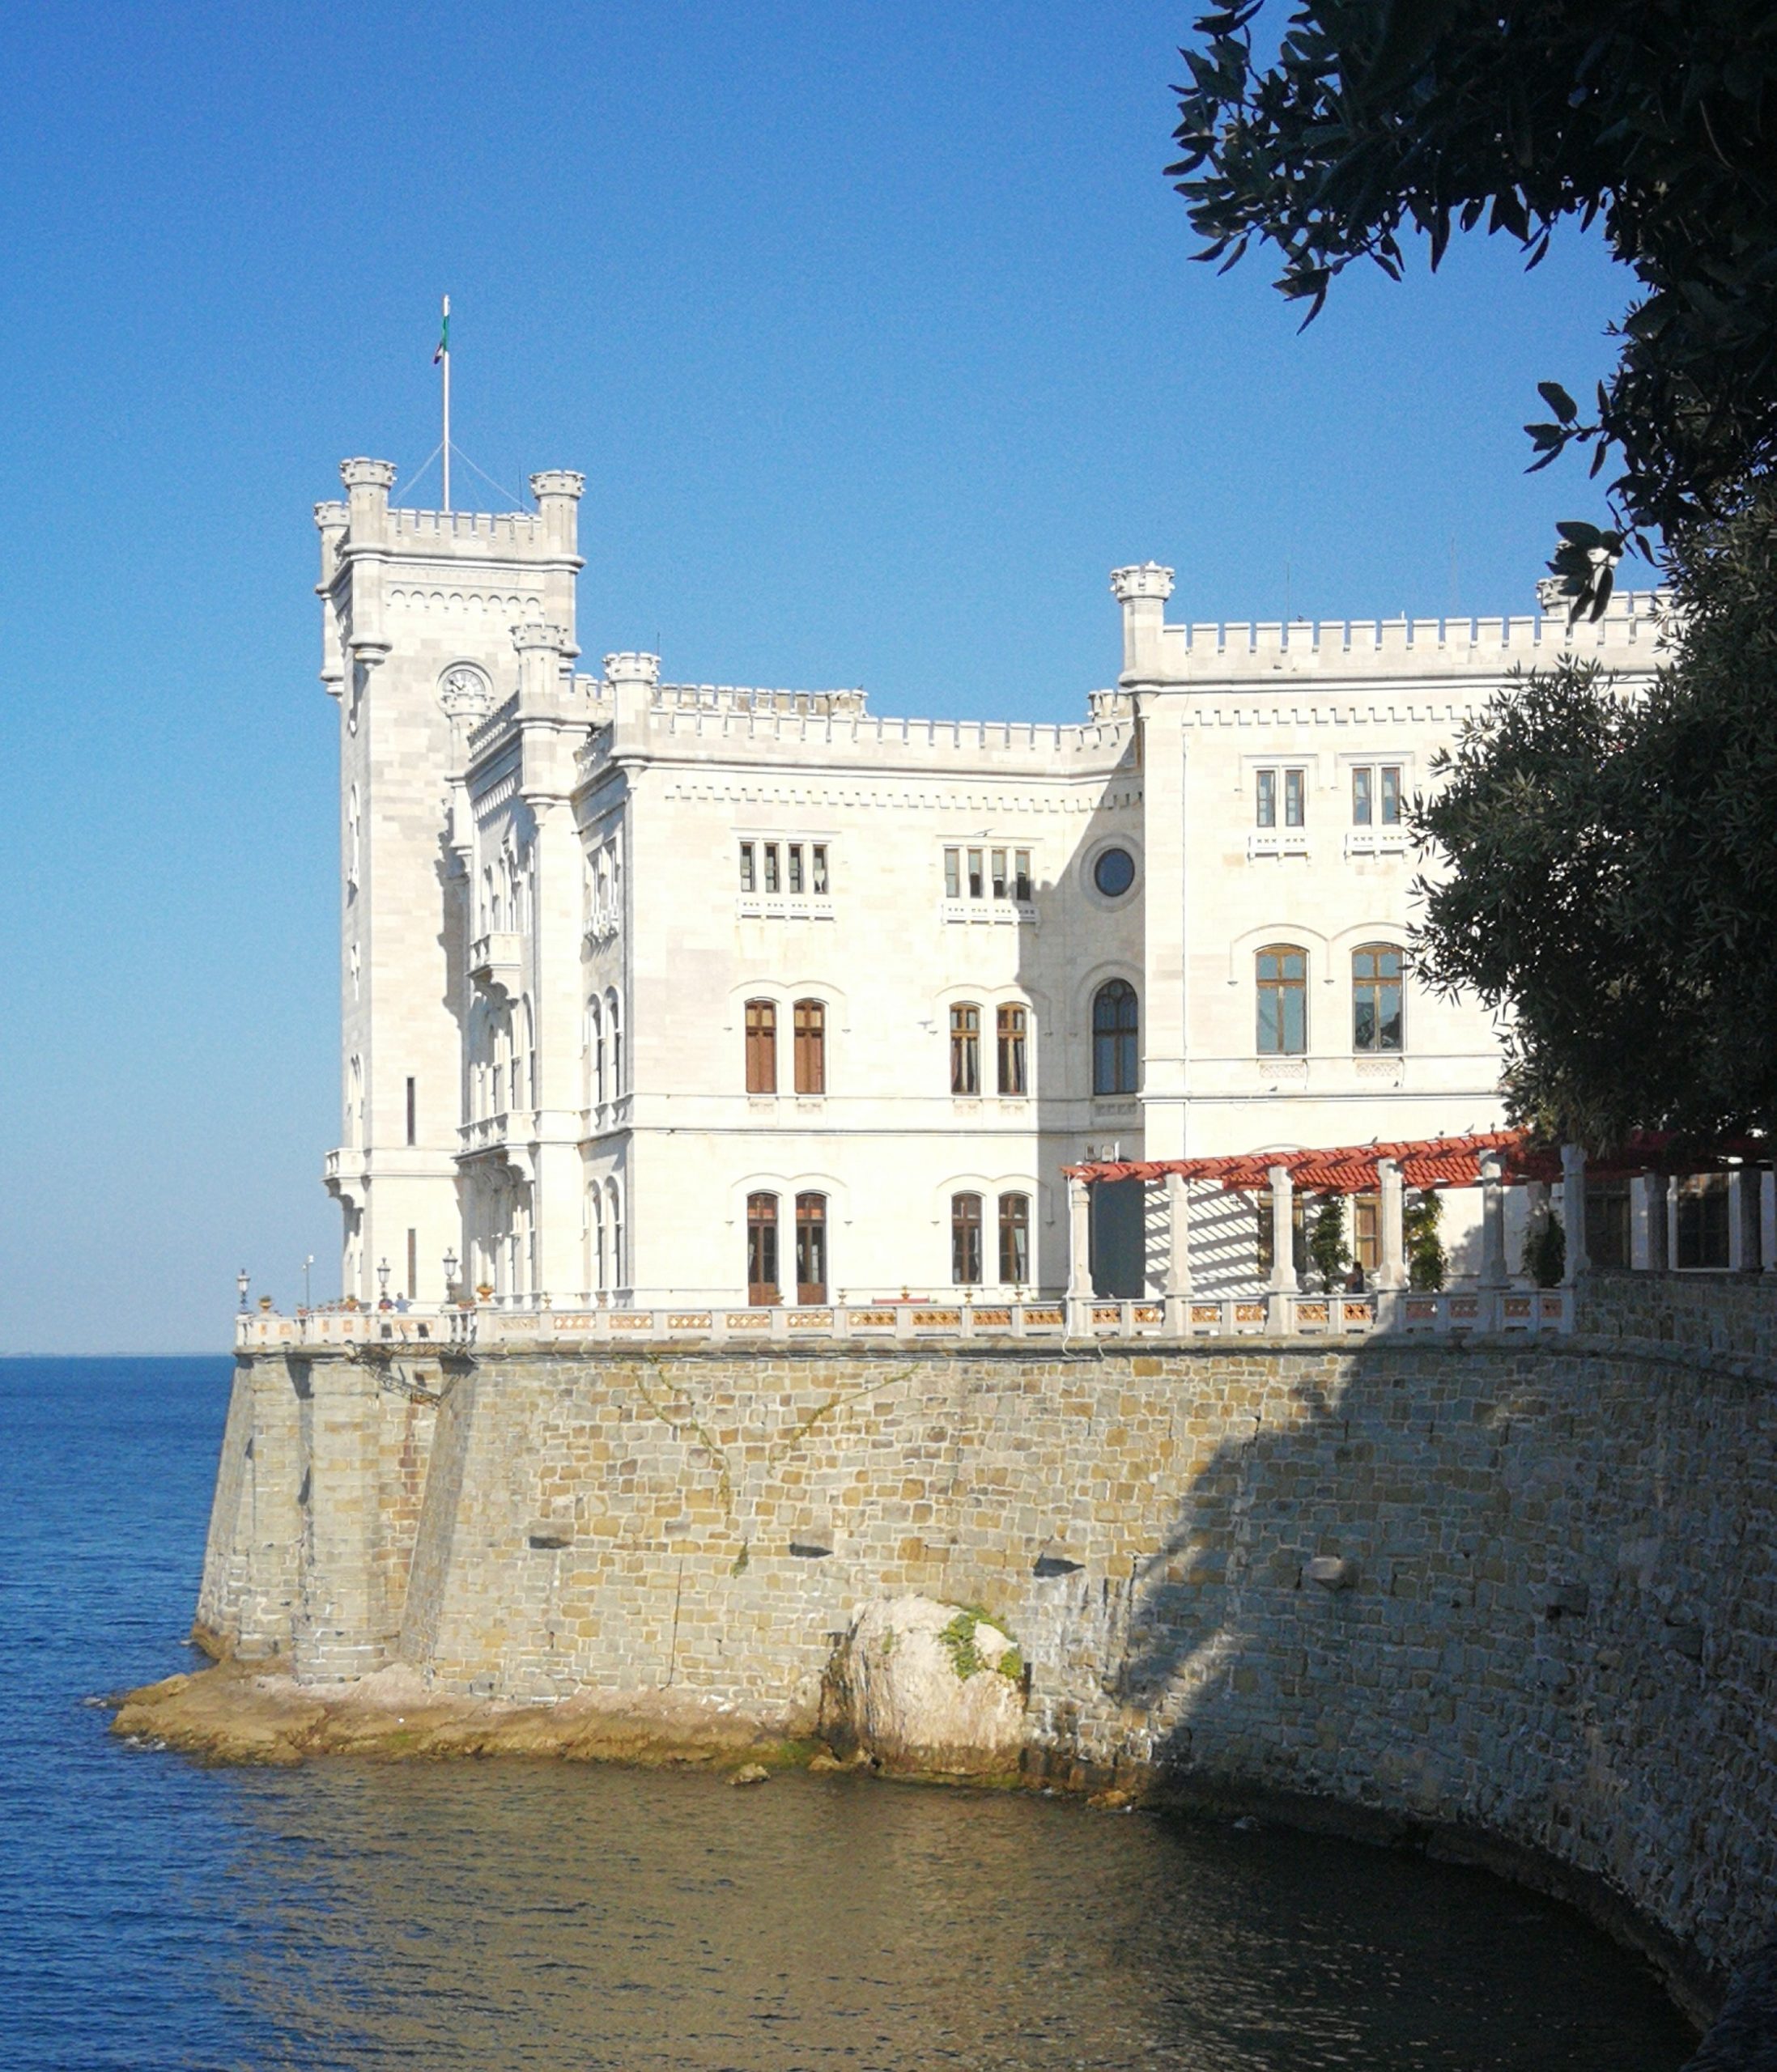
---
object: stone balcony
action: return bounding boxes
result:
[468,931,522,998]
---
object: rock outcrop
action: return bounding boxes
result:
[822,1596,1027,1776]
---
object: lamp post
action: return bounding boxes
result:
[376,1258,391,1305]
[236,1268,250,1312]
[443,1249,459,1303]
[302,1255,313,1312]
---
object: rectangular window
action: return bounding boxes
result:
[1352,1195,1380,1272]
[1284,767,1306,826]
[997,1193,1030,1285]
[763,843,780,894]
[739,842,756,891]
[1380,765,1402,825]
[991,847,1008,899]
[745,1000,777,1094]
[1014,848,1032,902]
[788,843,805,894]
[944,847,961,898]
[997,1003,1027,1096]
[405,1076,416,1147]
[406,1227,418,1301]
[1352,766,1372,826]
[793,1000,826,1096]
[950,1003,981,1095]
[1586,1182,1631,1269]
[951,1193,984,1285]
[967,847,984,898]
[1256,769,1277,828]
[1676,1175,1731,1268]
[811,843,828,894]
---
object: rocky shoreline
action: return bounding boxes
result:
[108,1658,823,1772]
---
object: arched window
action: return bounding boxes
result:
[606,1178,624,1293]
[347,1055,363,1148]
[997,1004,1028,1096]
[346,784,360,889]
[517,996,535,1110]
[745,1000,778,1093]
[950,1003,981,1095]
[1256,946,1307,1055]
[747,1191,779,1306]
[795,1192,827,1303]
[997,1193,1031,1285]
[951,1193,984,1284]
[1352,944,1404,1052]
[1092,980,1138,1094]
[587,998,603,1108]
[793,1000,826,1095]
[589,1183,606,1293]
[606,990,623,1096]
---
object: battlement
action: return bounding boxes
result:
[320,459,585,568]
[1114,566,1669,687]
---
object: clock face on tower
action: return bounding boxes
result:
[438,663,494,720]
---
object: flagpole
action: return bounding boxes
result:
[440,294,452,513]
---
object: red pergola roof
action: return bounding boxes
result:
[1064,1127,1771,1195]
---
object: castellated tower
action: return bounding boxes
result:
[316,459,585,1305]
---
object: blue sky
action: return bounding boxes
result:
[1,2,1630,1353]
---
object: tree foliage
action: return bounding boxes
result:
[1404,1190,1446,1290]
[1412,490,1777,1143]
[1170,0,1777,556]
[1307,1194,1350,1291]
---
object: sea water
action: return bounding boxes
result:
[0,1357,1695,2071]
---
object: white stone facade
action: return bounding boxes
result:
[317,459,1663,1308]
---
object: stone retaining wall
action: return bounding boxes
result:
[198,1283,1777,2022]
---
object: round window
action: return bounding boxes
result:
[1093,847,1137,898]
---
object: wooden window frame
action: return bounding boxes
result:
[1092,980,1138,1095]
[793,999,826,1096]
[1352,943,1404,1053]
[794,1192,827,1305]
[1256,946,1307,1055]
[950,1003,981,1095]
[997,1003,1027,1096]
[747,1191,780,1305]
[745,999,778,1095]
[997,1192,1030,1285]
[951,1193,984,1285]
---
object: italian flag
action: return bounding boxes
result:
[433,296,450,364]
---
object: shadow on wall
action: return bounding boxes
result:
[1010,754,1145,1297]
[1039,1338,1771,1998]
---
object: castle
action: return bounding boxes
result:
[317,456,1662,1311]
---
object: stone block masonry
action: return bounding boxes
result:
[197,1279,1777,2007]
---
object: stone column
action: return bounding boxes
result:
[1478,1153,1510,1289]
[1163,1171,1192,1335]
[1375,1158,1405,1327]
[1728,1170,1749,1272]
[1266,1163,1296,1332]
[1560,1144,1589,1284]
[1665,1174,1681,1269]
[1630,1174,1660,1271]
[1762,1169,1777,1273]
[1066,1176,1092,1331]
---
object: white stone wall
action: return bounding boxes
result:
[323,465,1663,1306]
